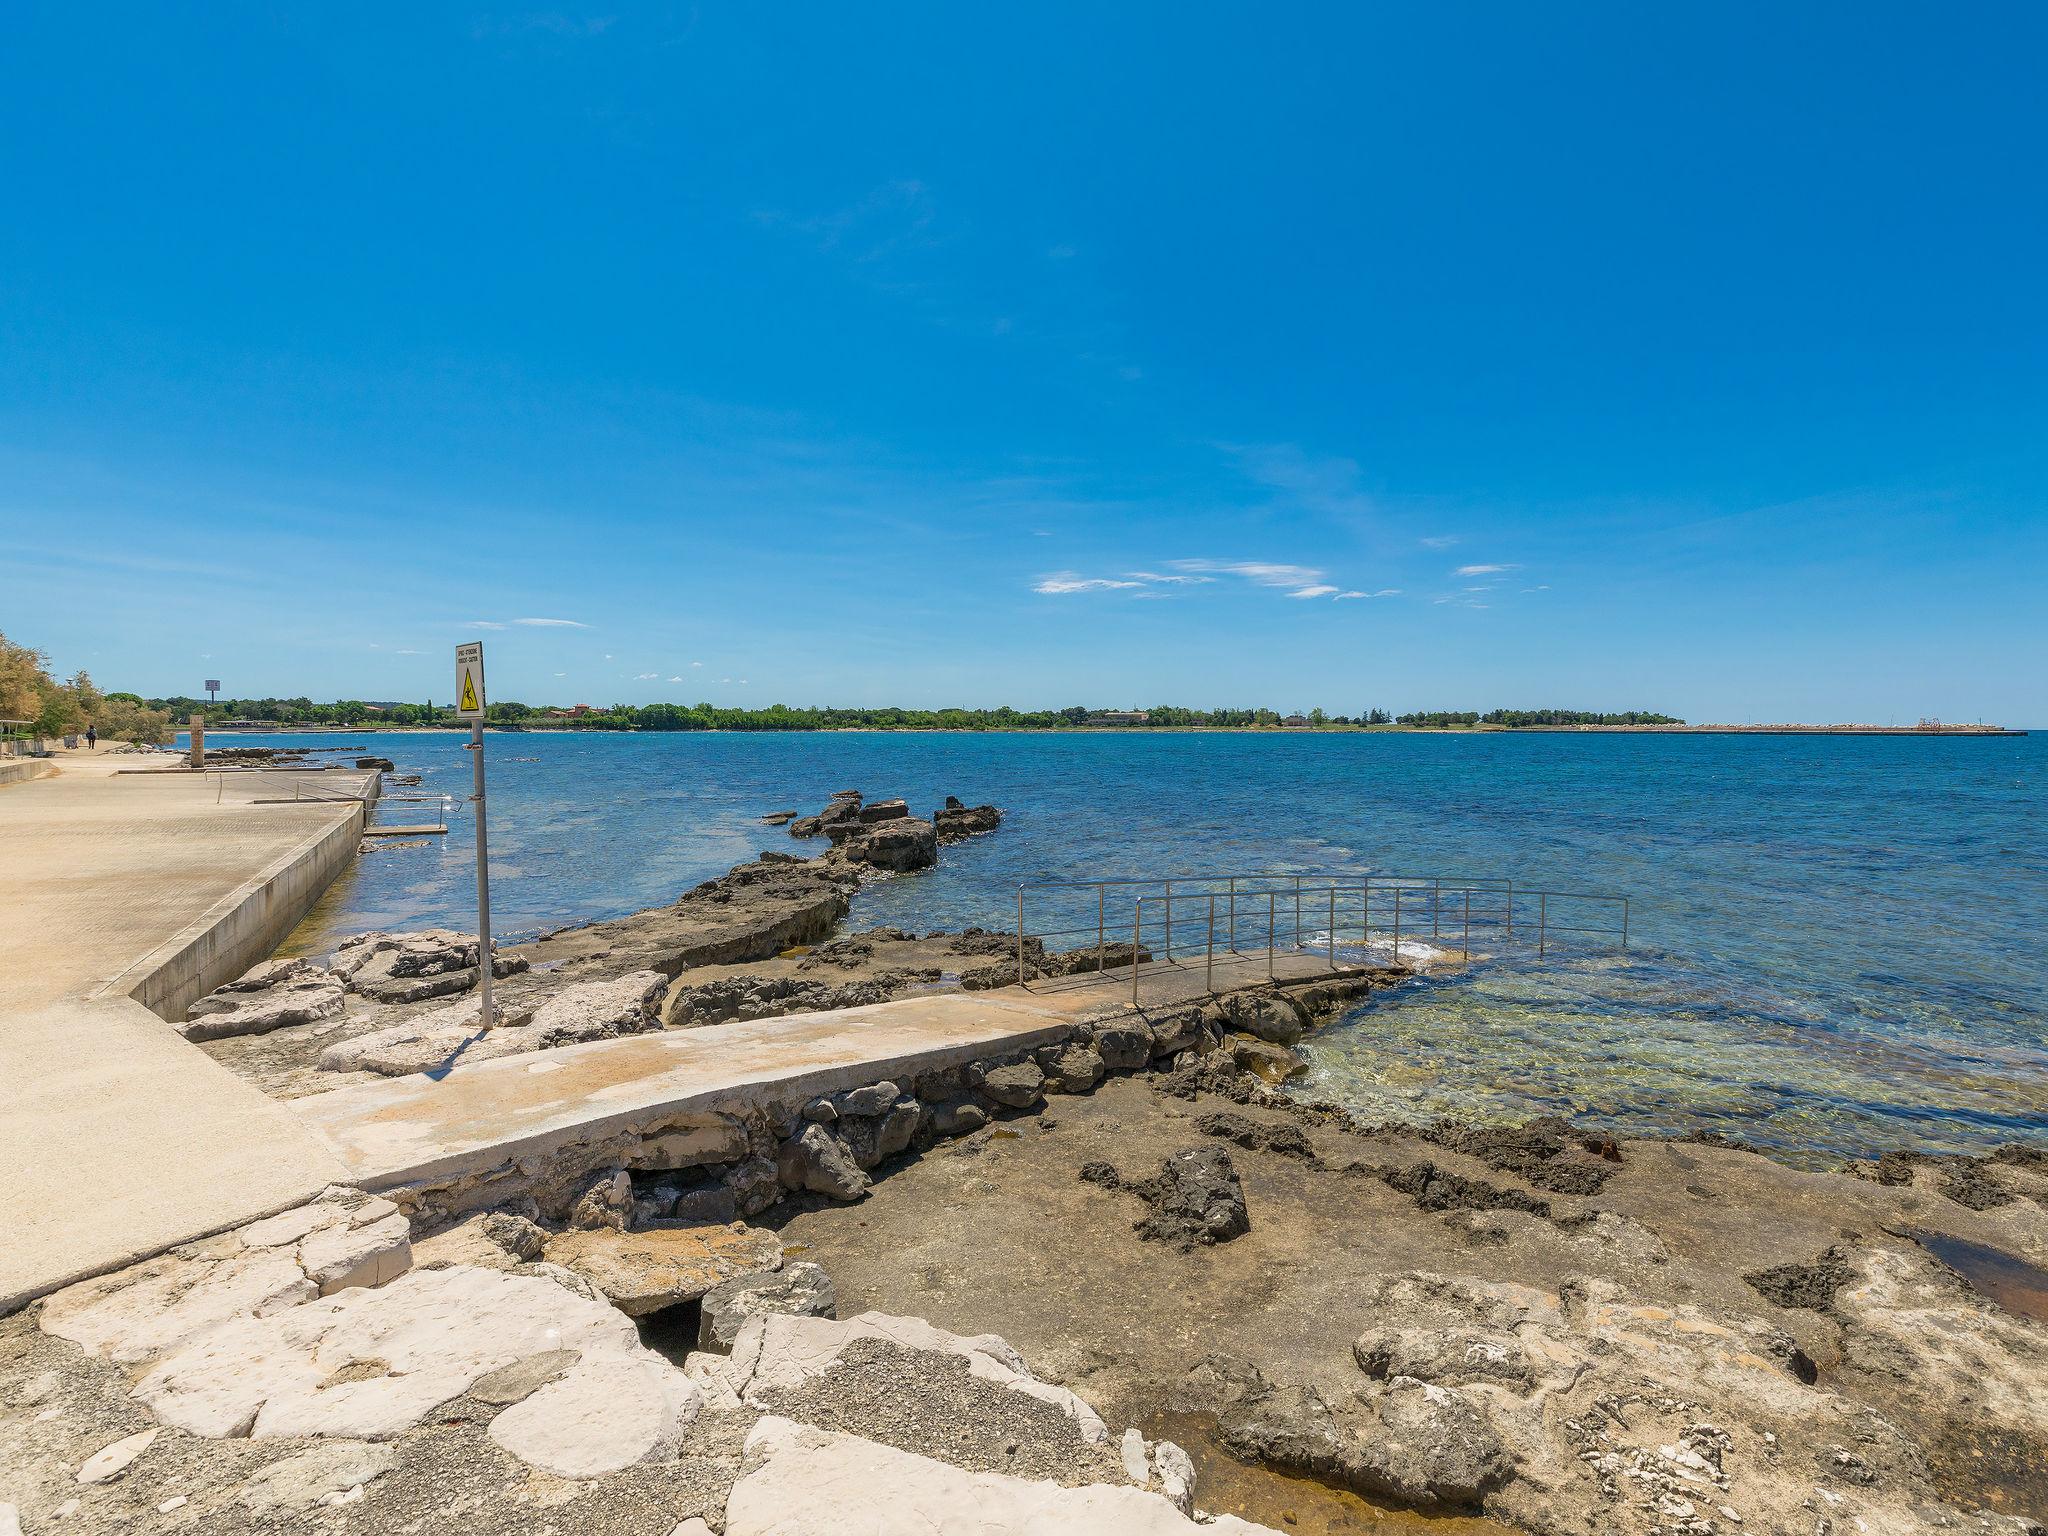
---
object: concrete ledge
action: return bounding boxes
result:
[0,759,57,788]
[94,804,369,1022]
[291,993,1074,1195]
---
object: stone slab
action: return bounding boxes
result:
[725,1416,1284,1535]
[290,994,1073,1193]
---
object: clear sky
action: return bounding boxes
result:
[2,4,2043,722]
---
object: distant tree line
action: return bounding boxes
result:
[142,695,1684,732]
[1393,709,1684,727]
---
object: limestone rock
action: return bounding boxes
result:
[832,816,939,873]
[1134,1146,1251,1248]
[42,1187,410,1363]
[706,1310,1110,1446]
[836,1080,900,1116]
[568,1168,632,1230]
[132,1264,676,1447]
[487,1355,702,1478]
[976,1061,1045,1109]
[724,1156,783,1217]
[76,1427,158,1484]
[933,802,1002,843]
[724,1416,1282,1534]
[1094,1022,1153,1072]
[180,977,346,1040]
[236,1441,396,1512]
[1215,990,1309,1046]
[698,1261,839,1352]
[1347,1378,1511,1508]
[318,970,664,1076]
[332,929,528,1003]
[1229,1036,1306,1083]
[930,1099,989,1137]
[1039,1043,1105,1095]
[1353,1327,1536,1390]
[543,1224,783,1316]
[777,1123,871,1200]
[857,797,910,823]
[838,1096,921,1168]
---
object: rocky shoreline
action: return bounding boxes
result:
[4,797,2044,1536]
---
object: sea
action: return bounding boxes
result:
[200,728,2046,1166]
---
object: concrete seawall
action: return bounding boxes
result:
[102,796,371,1021]
[0,755,380,1311]
[0,758,57,789]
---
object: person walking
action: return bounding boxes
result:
[85,723,97,749]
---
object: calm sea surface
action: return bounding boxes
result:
[220,729,2045,1165]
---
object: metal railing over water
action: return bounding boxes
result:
[1012,871,1630,1001]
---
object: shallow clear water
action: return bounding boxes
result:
[227,728,2046,1164]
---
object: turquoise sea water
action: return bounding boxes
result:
[222,729,2045,1165]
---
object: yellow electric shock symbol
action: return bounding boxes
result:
[458,670,480,714]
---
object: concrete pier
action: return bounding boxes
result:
[289,951,1364,1199]
[0,752,377,1312]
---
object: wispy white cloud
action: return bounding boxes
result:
[1170,559,1326,590]
[1334,589,1401,600]
[1454,563,1518,577]
[1034,572,1146,594]
[512,617,590,628]
[395,648,423,655]
[1420,535,1460,550]
[1036,559,1365,602]
[667,675,684,682]
[690,660,704,667]
[634,671,658,679]
[1520,585,1551,593]
[467,621,508,631]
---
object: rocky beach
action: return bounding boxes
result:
[3,781,2044,1536]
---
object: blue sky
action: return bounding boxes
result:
[2,3,2042,722]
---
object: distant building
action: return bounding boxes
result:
[545,704,597,719]
[1084,710,1150,726]
[1282,714,1313,728]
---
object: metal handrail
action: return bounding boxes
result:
[1015,869,1630,991]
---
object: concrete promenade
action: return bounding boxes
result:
[0,750,375,1312]
[291,950,1358,1197]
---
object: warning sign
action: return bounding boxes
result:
[455,642,487,719]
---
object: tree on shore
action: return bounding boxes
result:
[0,633,173,743]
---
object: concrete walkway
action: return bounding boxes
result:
[290,951,1370,1197]
[0,752,375,1312]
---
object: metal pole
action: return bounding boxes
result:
[1017,888,1026,986]
[1206,895,1215,993]
[1228,877,1237,952]
[1097,885,1105,975]
[470,720,495,1031]
[1132,901,1144,1008]
[1293,875,1302,953]
[1267,892,1276,979]
[1165,880,1174,964]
